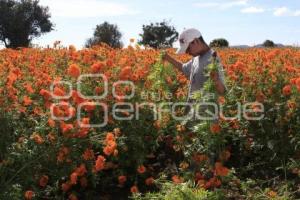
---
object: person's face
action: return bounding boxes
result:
[186,39,206,56]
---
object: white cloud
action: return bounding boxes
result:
[294,10,300,16]
[241,6,264,13]
[273,7,289,16]
[225,0,249,7]
[194,1,300,17]
[194,0,249,10]
[273,7,300,17]
[39,0,139,18]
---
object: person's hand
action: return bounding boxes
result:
[161,52,171,62]
[210,71,219,82]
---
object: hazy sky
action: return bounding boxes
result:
[3,0,300,49]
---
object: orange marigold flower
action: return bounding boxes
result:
[290,78,297,85]
[48,118,56,127]
[83,101,96,112]
[192,153,208,163]
[296,77,300,88]
[23,96,33,106]
[68,193,78,200]
[39,175,49,187]
[137,165,146,174]
[267,190,277,198]
[179,161,189,169]
[118,175,127,185]
[61,182,71,192]
[282,85,291,96]
[67,64,81,78]
[107,139,117,148]
[65,106,76,118]
[153,120,161,130]
[197,179,205,188]
[94,86,103,94]
[103,145,114,156]
[205,177,221,188]
[47,132,56,143]
[172,175,183,184]
[95,155,105,171]
[130,185,139,193]
[53,87,65,97]
[255,91,266,103]
[91,62,104,73]
[60,122,73,134]
[70,172,78,185]
[218,96,225,104]
[52,105,63,118]
[214,162,229,176]
[210,123,221,134]
[33,107,43,115]
[145,177,155,186]
[62,146,70,155]
[176,124,186,132]
[82,148,95,160]
[23,83,34,94]
[105,132,115,142]
[71,90,85,104]
[24,190,34,200]
[30,132,44,144]
[39,89,52,100]
[75,164,87,176]
[195,172,204,181]
[106,59,113,67]
[119,66,132,80]
[212,177,221,187]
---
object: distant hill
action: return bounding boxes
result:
[254,43,285,48]
[230,45,250,49]
[230,44,285,48]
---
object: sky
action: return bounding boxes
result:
[3,0,300,49]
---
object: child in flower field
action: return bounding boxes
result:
[163,28,227,121]
[163,28,226,99]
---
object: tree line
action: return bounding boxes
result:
[0,0,277,49]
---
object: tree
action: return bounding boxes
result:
[86,22,123,48]
[263,40,276,47]
[209,38,229,48]
[139,21,178,49]
[0,0,54,49]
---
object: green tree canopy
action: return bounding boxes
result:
[263,40,276,47]
[138,21,178,49]
[209,38,229,48]
[0,0,54,49]
[86,21,123,48]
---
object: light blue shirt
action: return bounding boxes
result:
[182,49,227,102]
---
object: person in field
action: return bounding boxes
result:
[162,28,227,121]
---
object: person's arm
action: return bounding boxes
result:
[209,55,227,95]
[210,72,226,95]
[163,53,193,78]
[162,53,183,72]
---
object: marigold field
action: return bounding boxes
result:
[1,44,300,199]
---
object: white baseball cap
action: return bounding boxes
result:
[176,28,202,54]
